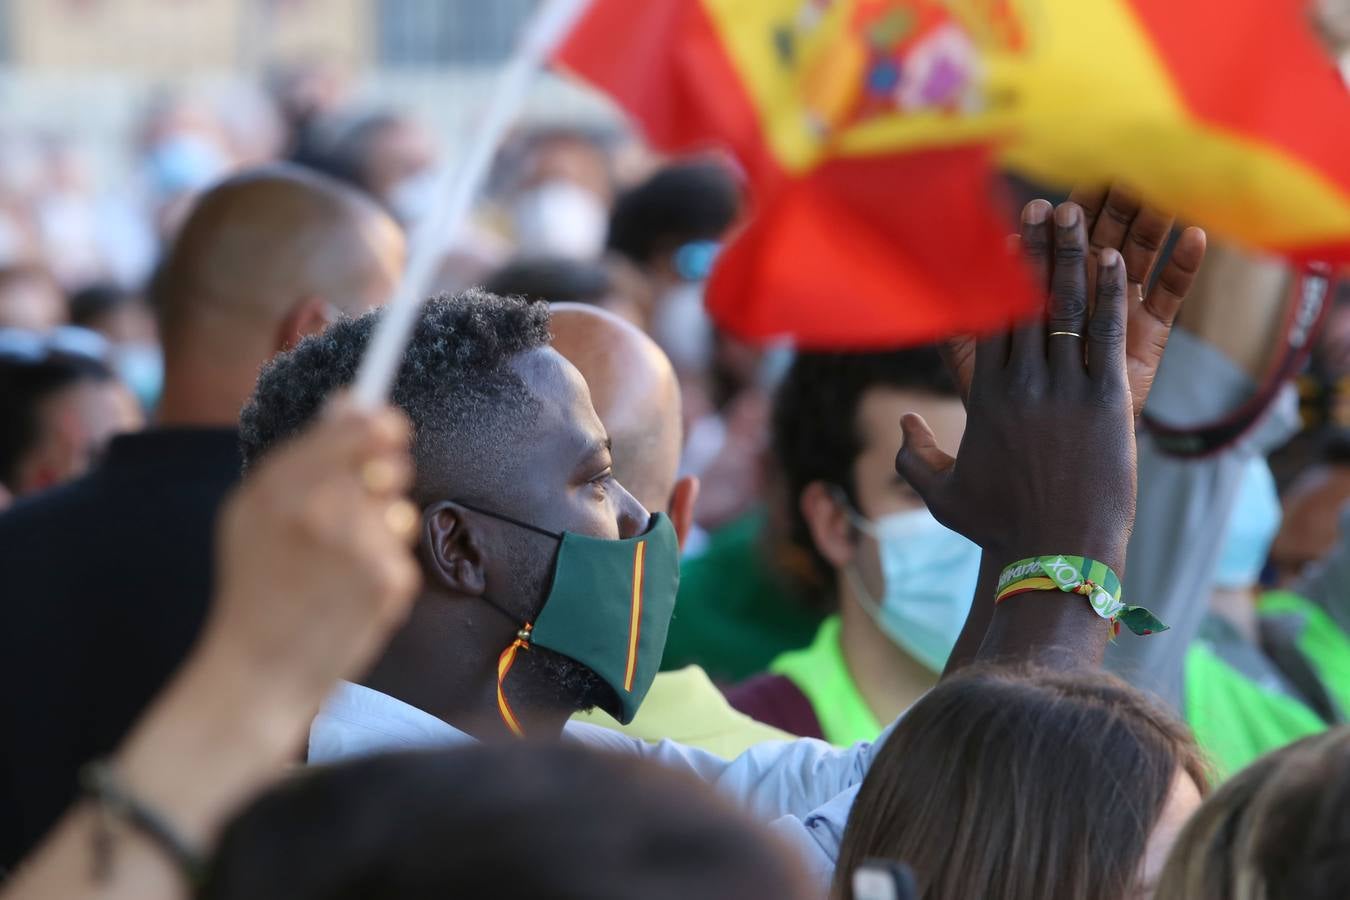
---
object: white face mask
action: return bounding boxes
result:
[651,280,714,373]
[511,179,608,259]
[386,168,440,228]
[113,342,164,413]
[841,501,981,674]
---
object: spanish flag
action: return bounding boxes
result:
[558,0,1350,348]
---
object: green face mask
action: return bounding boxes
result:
[458,503,680,733]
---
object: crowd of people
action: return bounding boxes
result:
[2,53,1350,900]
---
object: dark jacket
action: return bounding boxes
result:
[0,429,241,871]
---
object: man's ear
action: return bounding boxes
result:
[800,481,855,569]
[421,501,488,596]
[275,296,334,352]
[667,475,700,551]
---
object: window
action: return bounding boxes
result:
[377,0,538,66]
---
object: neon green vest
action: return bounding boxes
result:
[1185,591,1350,779]
[1259,591,1350,715]
[770,616,882,746]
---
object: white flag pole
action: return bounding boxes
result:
[352,0,594,410]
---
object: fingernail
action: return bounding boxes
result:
[1100,247,1120,268]
[1023,200,1048,225]
[1054,203,1079,227]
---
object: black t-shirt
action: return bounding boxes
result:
[0,429,241,871]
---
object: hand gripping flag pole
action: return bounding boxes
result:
[352,0,594,410]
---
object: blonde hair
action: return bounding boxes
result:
[1155,727,1350,900]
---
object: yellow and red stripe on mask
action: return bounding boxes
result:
[624,540,646,693]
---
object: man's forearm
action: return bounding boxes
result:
[1,643,309,900]
[977,590,1113,669]
[945,572,1117,676]
[964,535,1127,672]
[941,550,1003,676]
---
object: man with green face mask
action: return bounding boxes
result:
[550,302,797,757]
[242,293,684,741]
[239,215,1184,892]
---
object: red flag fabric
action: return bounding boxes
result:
[559,0,1350,347]
[556,0,1035,349]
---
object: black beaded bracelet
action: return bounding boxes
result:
[79,760,207,888]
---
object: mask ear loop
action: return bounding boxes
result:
[828,485,890,629]
[451,502,561,738]
[496,623,534,737]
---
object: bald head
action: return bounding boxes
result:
[152,163,404,345]
[550,303,681,512]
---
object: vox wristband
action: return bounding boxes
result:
[995,555,1168,637]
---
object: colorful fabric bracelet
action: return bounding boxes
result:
[995,555,1168,637]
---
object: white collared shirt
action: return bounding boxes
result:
[311,681,882,891]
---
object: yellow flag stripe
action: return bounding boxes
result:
[698,0,1350,248]
[1003,121,1350,250]
[700,0,1189,171]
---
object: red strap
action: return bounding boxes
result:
[1142,262,1334,458]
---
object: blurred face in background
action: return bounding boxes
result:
[368,117,440,226]
[269,56,355,137]
[70,289,163,412]
[0,267,65,332]
[1271,462,1350,584]
[13,376,142,497]
[32,138,109,287]
[213,84,287,168]
[140,96,236,241]
[510,132,613,260]
[83,298,157,347]
[825,386,972,671]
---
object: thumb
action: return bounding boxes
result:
[894,413,955,504]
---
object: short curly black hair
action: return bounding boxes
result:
[240,290,552,503]
[606,160,740,265]
[772,348,957,610]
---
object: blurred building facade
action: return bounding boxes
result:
[5,0,550,73]
[0,0,616,183]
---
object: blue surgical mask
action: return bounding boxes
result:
[839,495,980,673]
[144,134,229,198]
[1214,456,1282,589]
[113,342,164,413]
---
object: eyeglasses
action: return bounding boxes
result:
[0,326,112,365]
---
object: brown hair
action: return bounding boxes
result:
[1155,726,1350,900]
[834,666,1208,900]
[203,742,809,900]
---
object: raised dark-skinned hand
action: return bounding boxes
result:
[899,201,1136,578]
[943,185,1207,419]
